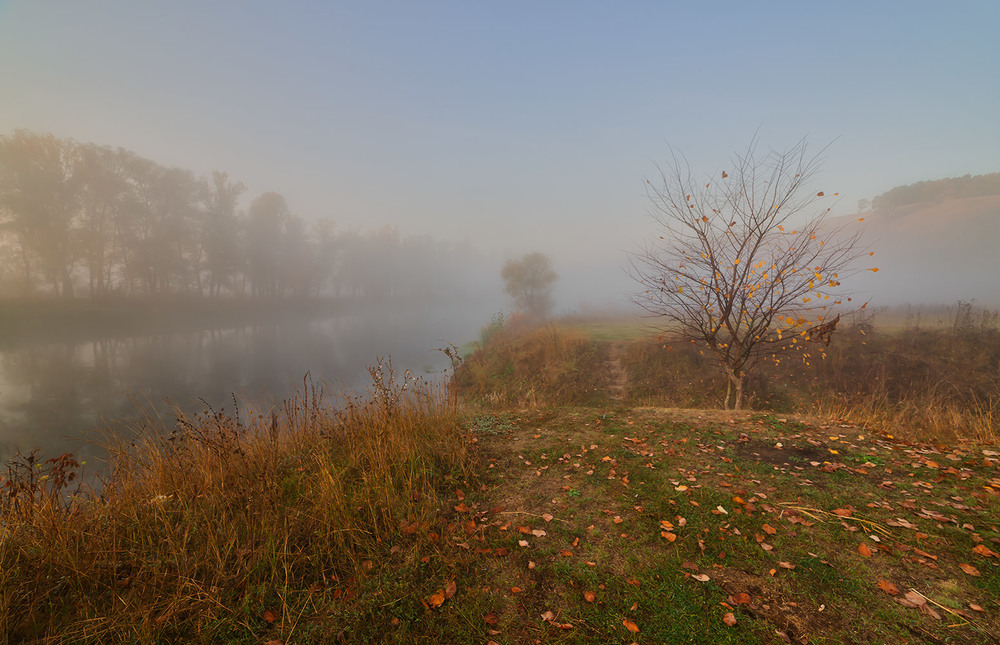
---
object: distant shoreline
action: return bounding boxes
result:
[0,295,475,347]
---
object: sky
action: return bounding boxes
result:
[1,0,998,309]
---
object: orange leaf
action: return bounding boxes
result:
[959,563,981,576]
[559,549,574,557]
[263,609,278,624]
[877,580,899,595]
[426,590,446,608]
[584,590,596,602]
[858,543,873,558]
[661,531,677,542]
[762,523,777,535]
[731,592,751,605]
[722,171,728,178]
[445,579,457,599]
[723,612,737,626]
[511,586,522,594]
[484,611,499,625]
[972,544,999,558]
[623,618,640,633]
[816,191,824,197]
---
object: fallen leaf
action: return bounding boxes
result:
[445,579,457,599]
[426,590,446,608]
[858,543,873,558]
[762,523,777,535]
[959,563,981,576]
[723,612,737,626]
[877,580,900,596]
[584,590,596,602]
[484,611,499,625]
[661,531,677,542]
[903,590,926,606]
[731,592,751,605]
[973,544,999,558]
[778,561,795,570]
[263,609,278,624]
[542,513,554,522]
[559,549,574,557]
[692,573,711,582]
[511,586,522,594]
[832,508,852,517]
[541,610,555,622]
[531,529,547,537]
[623,618,640,633]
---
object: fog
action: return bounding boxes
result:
[0,2,998,461]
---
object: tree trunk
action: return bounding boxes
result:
[723,368,746,411]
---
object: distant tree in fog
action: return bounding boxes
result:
[0,131,79,296]
[629,138,874,410]
[201,171,246,297]
[502,252,557,319]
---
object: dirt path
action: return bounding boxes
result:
[603,341,628,401]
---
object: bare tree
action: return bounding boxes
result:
[629,138,874,409]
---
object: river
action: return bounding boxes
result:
[0,302,493,471]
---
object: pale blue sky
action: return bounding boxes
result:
[1,1,998,307]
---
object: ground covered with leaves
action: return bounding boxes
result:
[346,408,1000,644]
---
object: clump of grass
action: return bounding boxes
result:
[456,318,611,408]
[0,359,470,643]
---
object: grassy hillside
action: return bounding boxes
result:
[1,316,999,643]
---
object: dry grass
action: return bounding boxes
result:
[0,359,471,643]
[457,318,611,408]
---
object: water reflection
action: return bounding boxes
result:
[0,305,486,469]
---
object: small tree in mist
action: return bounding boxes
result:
[629,138,875,410]
[502,252,557,319]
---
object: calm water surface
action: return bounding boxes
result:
[0,305,489,469]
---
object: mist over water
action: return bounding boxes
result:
[0,300,496,470]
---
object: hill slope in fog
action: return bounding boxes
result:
[846,180,1000,306]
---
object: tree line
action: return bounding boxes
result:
[872,172,1000,211]
[0,130,482,300]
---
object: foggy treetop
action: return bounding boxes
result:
[0,130,489,300]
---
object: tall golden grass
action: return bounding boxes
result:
[456,318,610,408]
[0,359,470,643]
